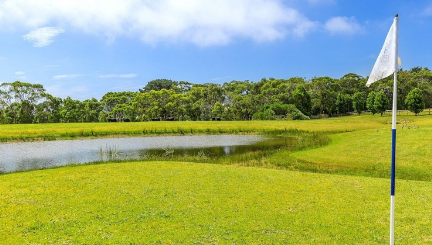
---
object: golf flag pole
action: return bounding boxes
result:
[390,14,399,245]
[366,14,399,245]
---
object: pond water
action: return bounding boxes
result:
[0,135,292,173]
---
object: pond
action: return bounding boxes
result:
[0,135,292,173]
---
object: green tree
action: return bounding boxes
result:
[82,98,102,122]
[0,81,45,105]
[410,66,427,73]
[260,78,290,105]
[366,91,377,115]
[411,68,432,108]
[176,81,193,94]
[338,73,366,96]
[5,102,20,124]
[253,108,275,120]
[19,100,34,123]
[98,111,109,122]
[140,79,177,92]
[109,103,131,121]
[100,92,136,121]
[60,97,83,122]
[352,92,365,115]
[310,76,339,115]
[335,93,347,115]
[286,104,310,120]
[212,102,224,118]
[405,88,425,115]
[0,81,46,123]
[133,92,153,121]
[223,80,257,120]
[253,103,290,120]
[292,84,312,116]
[374,91,389,116]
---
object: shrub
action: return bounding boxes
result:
[286,104,310,120]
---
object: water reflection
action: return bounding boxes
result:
[0,135,293,173]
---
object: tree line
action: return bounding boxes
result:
[0,67,430,124]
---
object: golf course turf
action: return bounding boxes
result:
[1,113,432,244]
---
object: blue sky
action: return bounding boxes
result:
[0,0,431,100]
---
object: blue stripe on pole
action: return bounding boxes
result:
[391,129,396,196]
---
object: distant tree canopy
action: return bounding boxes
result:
[139,79,178,92]
[0,67,431,124]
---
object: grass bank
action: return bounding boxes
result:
[286,115,432,181]
[2,161,432,244]
[0,115,400,141]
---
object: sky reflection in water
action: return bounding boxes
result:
[0,135,291,173]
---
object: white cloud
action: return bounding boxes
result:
[15,71,25,75]
[0,0,316,46]
[324,16,362,35]
[23,27,65,47]
[98,73,137,78]
[53,74,82,79]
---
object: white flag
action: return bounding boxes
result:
[366,17,398,87]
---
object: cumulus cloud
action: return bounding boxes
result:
[53,74,82,79]
[98,74,137,78]
[23,27,65,47]
[15,71,25,75]
[0,0,316,46]
[324,16,362,35]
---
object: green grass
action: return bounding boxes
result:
[2,161,432,244]
[0,115,397,141]
[287,115,432,181]
[2,114,432,243]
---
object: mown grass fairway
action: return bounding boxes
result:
[1,113,432,244]
[1,161,432,244]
